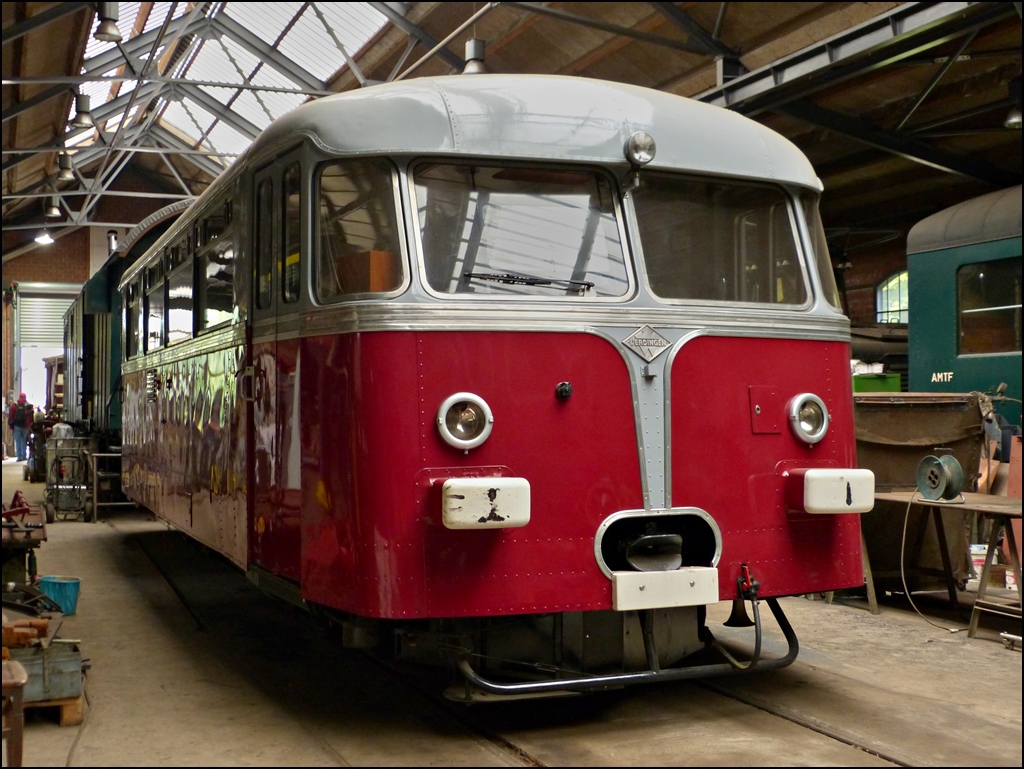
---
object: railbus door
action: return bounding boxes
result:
[250,152,304,582]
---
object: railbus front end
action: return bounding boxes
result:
[117,75,873,699]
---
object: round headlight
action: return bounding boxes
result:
[437,392,494,450]
[788,393,829,445]
[625,132,657,166]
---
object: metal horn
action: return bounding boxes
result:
[723,596,755,627]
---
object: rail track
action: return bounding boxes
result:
[133,523,910,767]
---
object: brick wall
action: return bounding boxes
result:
[2,228,90,286]
[837,236,908,325]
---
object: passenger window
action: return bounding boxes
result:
[197,197,236,330]
[256,179,274,309]
[167,257,194,344]
[633,175,807,305]
[957,258,1022,355]
[317,159,403,302]
[145,261,165,352]
[126,281,142,359]
[282,163,301,303]
[203,203,227,245]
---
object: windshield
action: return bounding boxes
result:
[413,163,630,298]
[632,174,808,306]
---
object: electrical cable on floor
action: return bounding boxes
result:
[900,491,967,633]
[64,673,90,767]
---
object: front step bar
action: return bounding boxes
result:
[455,597,798,697]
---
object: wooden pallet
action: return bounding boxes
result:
[24,693,85,726]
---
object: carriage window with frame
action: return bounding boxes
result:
[197,197,236,329]
[144,261,165,353]
[316,159,403,302]
[957,258,1022,355]
[414,163,629,298]
[125,280,142,359]
[632,174,808,305]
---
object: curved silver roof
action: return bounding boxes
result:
[255,74,822,190]
[907,185,1022,254]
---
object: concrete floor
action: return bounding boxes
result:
[3,457,1021,767]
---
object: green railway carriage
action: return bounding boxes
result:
[907,185,1021,426]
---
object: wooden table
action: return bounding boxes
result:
[2,659,29,767]
[874,491,1022,632]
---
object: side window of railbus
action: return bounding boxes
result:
[632,175,807,305]
[125,280,142,359]
[316,159,403,301]
[256,179,275,309]
[282,163,301,303]
[801,195,843,310]
[144,258,166,352]
[957,258,1023,355]
[197,199,237,329]
[166,240,193,344]
[413,163,628,298]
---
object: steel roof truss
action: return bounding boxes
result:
[698,2,1017,113]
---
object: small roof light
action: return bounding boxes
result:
[71,94,93,129]
[44,197,61,219]
[35,231,55,245]
[625,132,657,166]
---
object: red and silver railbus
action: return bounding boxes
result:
[118,74,873,698]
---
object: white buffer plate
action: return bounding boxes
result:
[441,477,531,529]
[795,468,875,514]
[612,567,719,611]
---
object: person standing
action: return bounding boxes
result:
[8,393,32,462]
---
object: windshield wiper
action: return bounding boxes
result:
[464,272,595,289]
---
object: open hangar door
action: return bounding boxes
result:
[12,282,81,414]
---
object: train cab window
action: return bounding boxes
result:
[144,261,165,352]
[414,163,628,297]
[126,281,142,359]
[256,179,274,309]
[317,159,403,301]
[957,258,1023,355]
[633,176,807,305]
[282,163,301,303]
[198,197,236,329]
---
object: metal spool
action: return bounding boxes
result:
[915,455,964,501]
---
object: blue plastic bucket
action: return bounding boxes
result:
[38,576,81,615]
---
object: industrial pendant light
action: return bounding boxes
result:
[94,2,122,43]
[44,196,61,219]
[35,231,55,245]
[1005,78,1022,130]
[58,152,75,181]
[71,93,93,129]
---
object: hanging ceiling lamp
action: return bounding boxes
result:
[71,93,93,129]
[44,196,61,219]
[58,152,75,181]
[1005,78,1022,130]
[35,231,55,245]
[94,2,122,43]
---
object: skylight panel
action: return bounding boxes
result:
[249,66,307,116]
[143,2,185,34]
[205,121,253,159]
[223,2,305,47]
[227,90,275,133]
[186,38,248,86]
[278,3,386,83]
[161,98,218,144]
[214,35,264,82]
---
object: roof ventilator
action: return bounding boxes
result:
[463,39,487,75]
